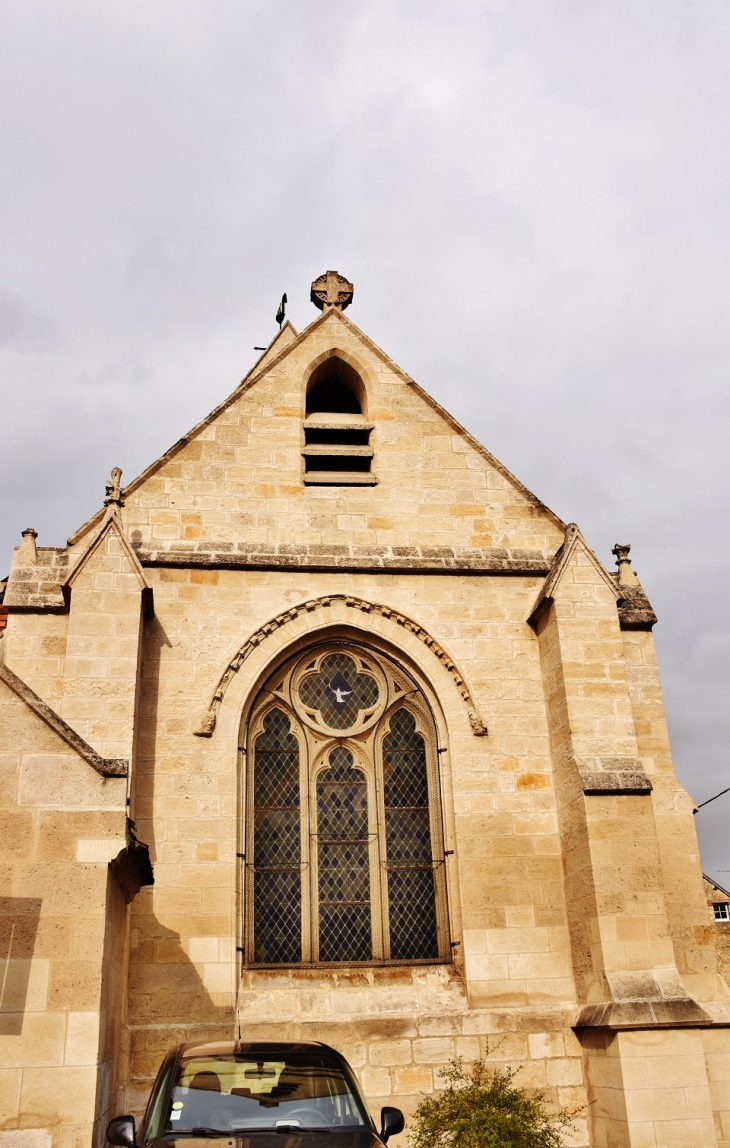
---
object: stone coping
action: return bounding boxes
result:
[574,755,653,796]
[581,771,653,795]
[616,585,658,630]
[574,997,712,1030]
[0,661,128,779]
[136,543,553,575]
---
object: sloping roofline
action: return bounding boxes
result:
[527,522,619,626]
[68,306,565,546]
[65,507,150,589]
[704,874,730,899]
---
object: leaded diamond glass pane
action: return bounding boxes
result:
[383,809,432,865]
[387,868,438,961]
[253,870,301,964]
[383,709,438,960]
[319,904,372,963]
[299,653,379,730]
[253,709,301,964]
[317,747,372,962]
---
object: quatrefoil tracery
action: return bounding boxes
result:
[290,648,388,736]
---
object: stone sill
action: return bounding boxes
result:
[243,958,452,973]
[304,472,378,485]
[302,446,374,458]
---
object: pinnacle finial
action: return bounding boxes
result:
[612,543,639,587]
[310,270,353,312]
[18,527,38,563]
[104,467,124,508]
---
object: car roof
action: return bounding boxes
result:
[179,1040,339,1057]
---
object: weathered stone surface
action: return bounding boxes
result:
[617,584,659,630]
[4,547,68,610]
[0,662,127,778]
[2,294,728,1148]
[136,542,551,574]
[0,668,128,1148]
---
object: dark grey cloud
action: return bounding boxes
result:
[1,0,728,877]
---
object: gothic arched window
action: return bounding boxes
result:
[244,644,449,966]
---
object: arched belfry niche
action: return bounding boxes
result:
[302,352,375,485]
[306,354,366,416]
[241,640,451,968]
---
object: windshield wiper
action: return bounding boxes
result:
[163,1129,233,1138]
[274,1129,329,1136]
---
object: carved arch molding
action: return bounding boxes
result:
[193,594,488,738]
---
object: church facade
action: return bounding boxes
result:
[1,271,729,1148]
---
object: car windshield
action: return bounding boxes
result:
[162,1051,368,1134]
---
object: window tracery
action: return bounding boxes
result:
[244,643,449,966]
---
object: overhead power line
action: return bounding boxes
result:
[694,786,730,814]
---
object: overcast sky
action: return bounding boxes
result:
[1,1,728,881]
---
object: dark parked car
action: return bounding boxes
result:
[107,1041,405,1148]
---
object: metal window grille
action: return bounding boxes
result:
[383,708,439,959]
[246,645,448,967]
[316,747,372,961]
[252,709,301,963]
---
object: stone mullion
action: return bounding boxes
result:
[301,725,317,964]
[370,724,391,962]
[421,706,451,963]
[242,710,260,968]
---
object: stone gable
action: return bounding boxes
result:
[68,309,565,563]
[2,276,729,1148]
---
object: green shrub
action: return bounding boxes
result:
[409,1058,575,1148]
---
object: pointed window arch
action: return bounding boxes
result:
[306,358,363,415]
[244,644,449,966]
[303,357,376,487]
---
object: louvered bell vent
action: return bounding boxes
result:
[303,358,376,486]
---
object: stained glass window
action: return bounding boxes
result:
[383,709,439,959]
[299,653,379,730]
[317,748,372,962]
[252,709,301,964]
[247,647,446,966]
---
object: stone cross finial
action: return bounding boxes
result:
[310,270,354,312]
[104,467,124,508]
[612,543,639,587]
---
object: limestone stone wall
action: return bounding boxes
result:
[0,674,127,1148]
[3,304,730,1148]
[584,1027,720,1147]
[623,630,722,1001]
[231,967,588,1142]
[59,518,147,765]
[65,309,565,561]
[112,564,591,1142]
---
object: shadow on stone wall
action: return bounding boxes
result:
[124,612,234,1114]
[0,896,42,1035]
[124,904,235,1113]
